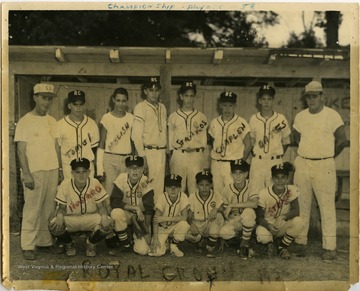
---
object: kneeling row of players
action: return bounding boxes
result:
[49,156,303,260]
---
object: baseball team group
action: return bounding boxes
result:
[14,77,349,262]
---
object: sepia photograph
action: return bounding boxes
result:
[1,2,359,290]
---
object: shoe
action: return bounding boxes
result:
[65,242,76,257]
[36,245,64,254]
[205,245,216,258]
[86,240,97,257]
[23,250,36,260]
[322,250,337,261]
[148,251,163,257]
[279,248,291,259]
[238,245,249,259]
[194,239,205,254]
[121,244,132,252]
[292,243,307,257]
[170,243,184,257]
[265,242,275,257]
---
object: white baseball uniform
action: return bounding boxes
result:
[132,100,167,201]
[99,112,134,194]
[57,115,99,178]
[219,180,257,240]
[293,106,344,250]
[14,112,60,251]
[208,114,250,193]
[256,185,304,244]
[168,109,208,194]
[248,112,291,193]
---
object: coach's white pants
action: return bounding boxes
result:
[294,156,337,250]
[21,169,58,250]
[211,160,233,195]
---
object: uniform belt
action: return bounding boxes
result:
[176,147,204,153]
[299,155,333,161]
[104,151,130,156]
[253,154,282,160]
[144,145,166,150]
[214,159,231,162]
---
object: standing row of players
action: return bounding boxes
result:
[15,79,349,261]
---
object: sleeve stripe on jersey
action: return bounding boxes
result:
[95,193,108,203]
[134,116,145,122]
[55,198,67,205]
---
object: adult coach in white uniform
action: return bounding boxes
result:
[57,90,99,179]
[292,80,349,261]
[132,77,167,202]
[15,83,62,260]
[168,81,208,194]
[208,91,252,194]
[249,84,291,194]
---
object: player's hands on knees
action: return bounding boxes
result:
[208,208,217,221]
[51,215,65,233]
[189,224,199,236]
[150,238,160,252]
[22,173,35,190]
[136,209,145,222]
[153,215,165,224]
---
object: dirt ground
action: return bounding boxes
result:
[7,231,350,285]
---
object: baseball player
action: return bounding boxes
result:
[186,171,224,258]
[168,81,208,195]
[131,77,167,202]
[149,174,190,257]
[292,80,349,261]
[208,91,252,194]
[49,158,113,257]
[14,83,62,260]
[96,87,134,195]
[219,160,258,259]
[110,155,154,255]
[57,90,99,179]
[256,162,304,259]
[248,84,291,194]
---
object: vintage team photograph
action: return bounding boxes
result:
[2,2,359,290]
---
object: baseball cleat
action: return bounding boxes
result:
[65,242,76,257]
[85,240,97,257]
[238,245,249,259]
[279,248,291,259]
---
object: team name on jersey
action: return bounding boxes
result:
[215,123,246,154]
[65,133,92,159]
[108,122,130,152]
[268,189,291,217]
[258,120,287,149]
[176,120,207,148]
[68,185,102,213]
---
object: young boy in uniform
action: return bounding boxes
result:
[149,174,190,257]
[186,171,224,258]
[168,81,208,195]
[49,158,113,257]
[110,155,154,255]
[219,160,258,259]
[256,162,304,259]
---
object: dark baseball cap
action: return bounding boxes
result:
[125,155,144,168]
[165,174,182,187]
[68,90,86,104]
[230,159,250,173]
[271,162,293,176]
[219,91,237,103]
[144,77,161,89]
[196,170,213,184]
[70,158,90,170]
[259,84,275,97]
[179,81,197,94]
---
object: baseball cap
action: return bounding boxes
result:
[33,83,56,97]
[219,91,237,103]
[165,174,182,187]
[70,158,90,170]
[259,84,275,97]
[125,155,144,167]
[230,159,250,173]
[144,77,161,89]
[68,90,86,104]
[196,170,213,184]
[179,81,197,94]
[271,162,293,176]
[304,81,323,95]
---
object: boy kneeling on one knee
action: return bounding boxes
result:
[49,158,113,257]
[256,162,304,259]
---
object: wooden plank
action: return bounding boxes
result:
[160,65,171,114]
[55,48,65,62]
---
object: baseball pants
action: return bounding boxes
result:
[211,160,233,194]
[21,169,58,250]
[170,150,205,195]
[186,213,224,242]
[103,153,128,195]
[256,216,304,244]
[219,208,256,240]
[111,208,150,255]
[145,148,166,202]
[294,156,337,250]
[62,161,95,180]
